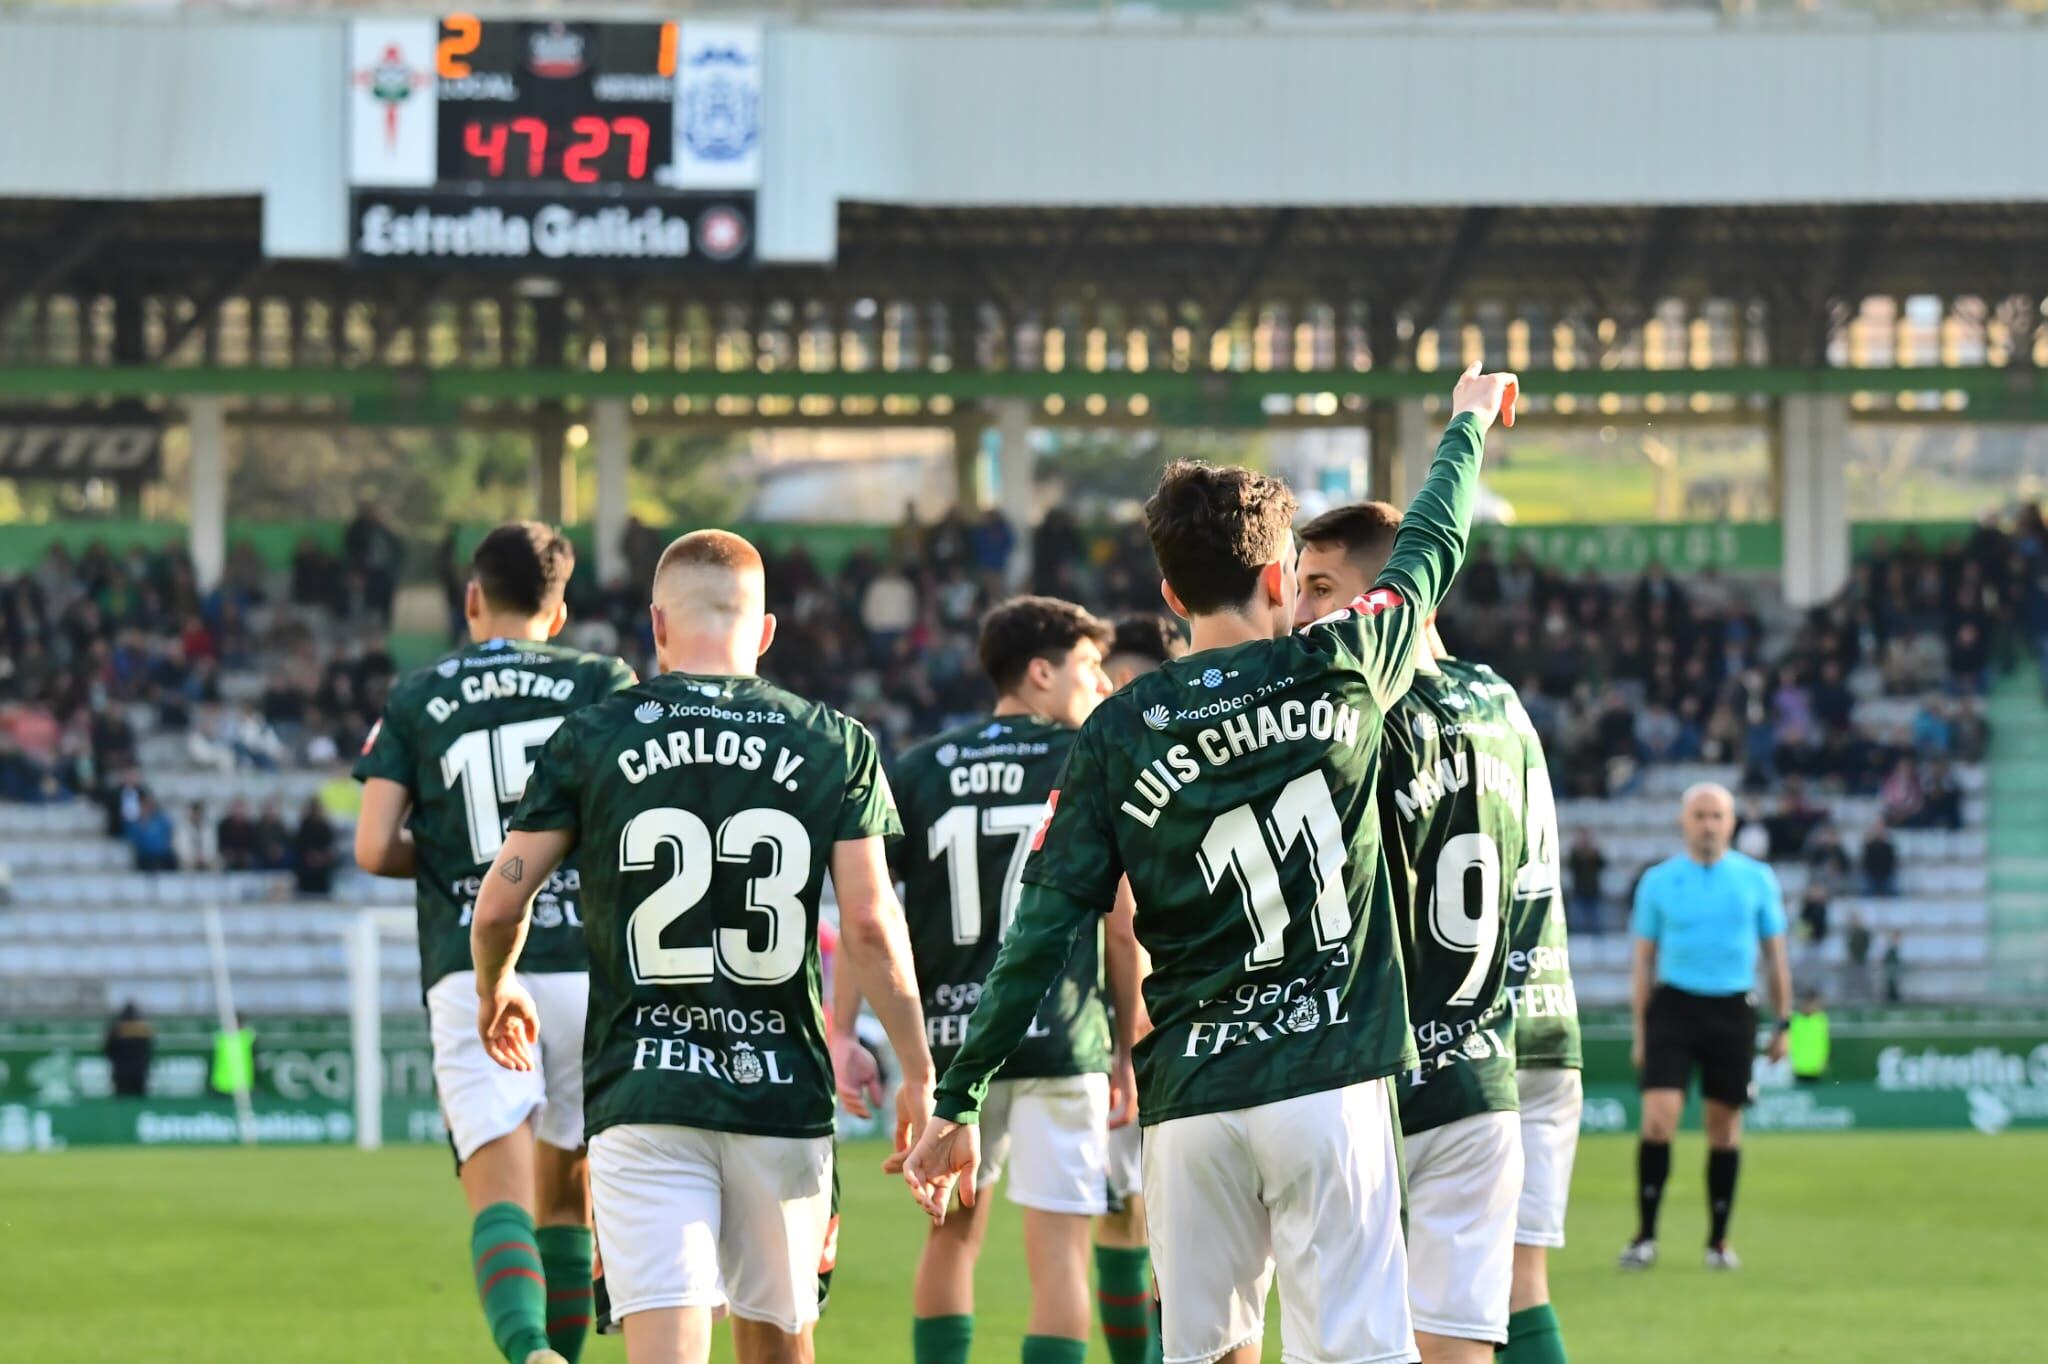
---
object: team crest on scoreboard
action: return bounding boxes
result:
[671,23,763,191]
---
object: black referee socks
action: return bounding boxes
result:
[1636,1140,1672,1243]
[1707,1146,1742,1246]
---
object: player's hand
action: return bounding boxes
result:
[1451,361,1519,434]
[1766,1029,1789,1064]
[1107,1048,1138,1131]
[902,1117,981,1225]
[478,981,541,1072]
[1630,1034,1646,1072]
[830,1034,883,1119]
[882,1070,935,1175]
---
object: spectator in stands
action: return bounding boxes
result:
[292,796,338,897]
[103,1001,154,1099]
[1880,757,1925,827]
[1918,758,1964,831]
[1767,779,1826,859]
[1883,931,1906,1003]
[1734,797,1771,860]
[1798,882,1831,968]
[860,557,919,655]
[174,800,217,872]
[1912,697,1955,756]
[1567,827,1608,932]
[102,767,148,838]
[1860,821,1899,896]
[1805,822,1852,894]
[125,795,178,872]
[1952,699,1990,762]
[342,498,404,622]
[253,800,292,872]
[217,798,259,872]
[1844,911,1875,1000]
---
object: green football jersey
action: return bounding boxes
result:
[1379,665,1527,1136]
[1444,658,1584,1070]
[892,715,1109,1081]
[352,637,636,991]
[509,670,901,1142]
[1009,415,1489,1128]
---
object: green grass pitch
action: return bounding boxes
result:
[2,1132,2038,1362]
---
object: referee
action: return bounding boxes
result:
[1620,782,1791,1272]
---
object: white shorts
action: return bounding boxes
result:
[976,1074,1111,1215]
[1107,1121,1144,1206]
[588,1123,834,1334]
[1515,1068,1583,1249]
[426,969,587,1162]
[1403,1110,1522,1345]
[1144,1078,1413,1364]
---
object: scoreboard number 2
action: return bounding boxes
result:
[437,12,481,79]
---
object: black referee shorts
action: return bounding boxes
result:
[1641,986,1757,1107]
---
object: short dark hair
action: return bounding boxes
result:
[978,596,1114,695]
[1298,501,1403,580]
[1108,614,1186,668]
[471,521,575,617]
[1143,460,1299,615]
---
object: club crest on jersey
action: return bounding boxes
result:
[1199,668,1225,688]
[729,1041,765,1084]
[1142,704,1171,731]
[934,742,960,767]
[1286,993,1321,1032]
[633,700,664,724]
[436,657,461,679]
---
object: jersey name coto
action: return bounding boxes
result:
[1391,749,1524,825]
[615,728,809,787]
[1121,694,1364,827]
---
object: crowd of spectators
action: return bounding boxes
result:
[5,500,2042,966]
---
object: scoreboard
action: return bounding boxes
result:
[347,15,758,268]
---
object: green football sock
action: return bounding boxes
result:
[536,1224,595,1363]
[1503,1302,1570,1364]
[1021,1336,1089,1364]
[914,1314,974,1364]
[471,1202,549,1363]
[1094,1245,1161,1364]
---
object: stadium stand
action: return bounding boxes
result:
[2,503,2038,1022]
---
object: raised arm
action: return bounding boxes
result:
[1338,366,1516,709]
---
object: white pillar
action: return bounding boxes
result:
[1778,393,1852,608]
[1394,399,1432,507]
[994,400,1035,589]
[187,397,227,592]
[592,398,630,589]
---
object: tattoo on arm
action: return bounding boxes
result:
[500,856,525,885]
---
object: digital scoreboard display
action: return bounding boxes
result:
[433,19,678,189]
[347,15,760,267]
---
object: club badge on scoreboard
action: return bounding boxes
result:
[671,22,763,191]
[348,19,439,188]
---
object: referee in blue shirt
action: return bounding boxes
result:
[1620,782,1791,1273]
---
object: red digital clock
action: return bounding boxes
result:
[433,19,675,191]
